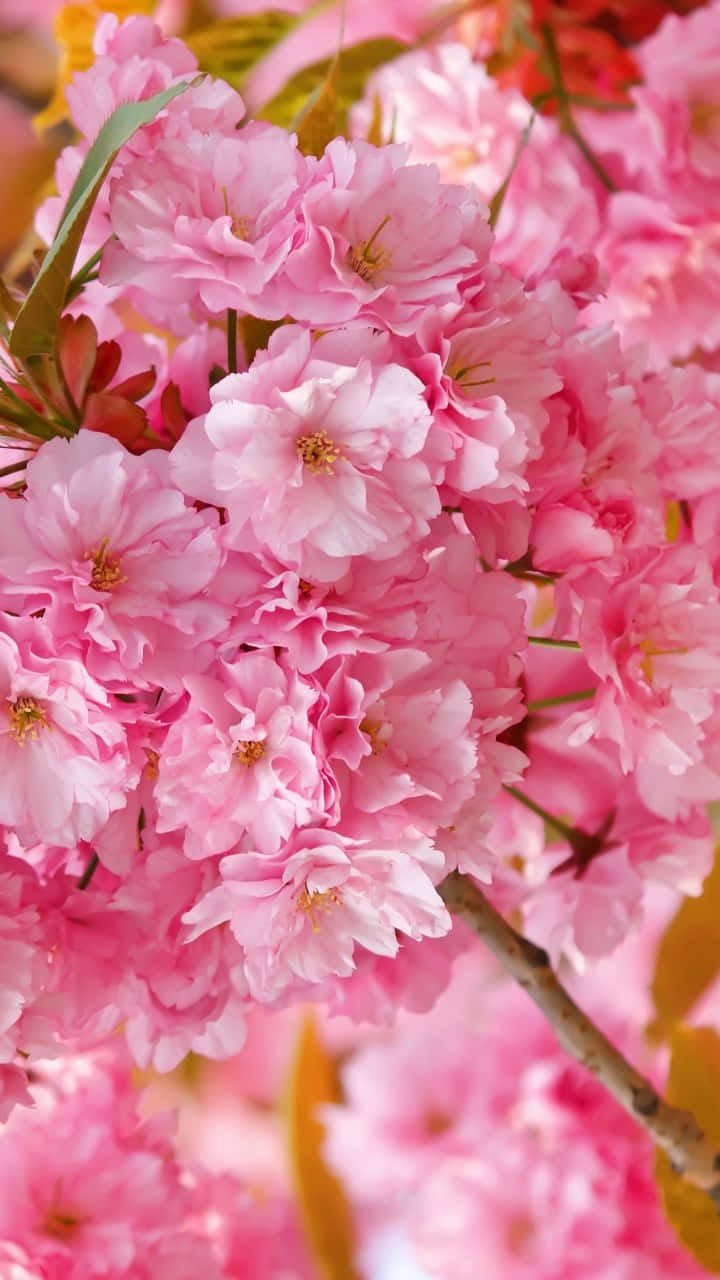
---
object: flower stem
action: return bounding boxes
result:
[540,23,617,193]
[526,687,595,712]
[440,872,720,1203]
[226,309,238,375]
[528,635,581,649]
[503,784,578,844]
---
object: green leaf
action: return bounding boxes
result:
[10,81,192,362]
[186,11,300,92]
[650,846,720,1042]
[285,1013,361,1280]
[260,36,407,136]
[655,1025,720,1273]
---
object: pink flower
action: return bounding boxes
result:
[324,959,707,1280]
[322,648,478,840]
[397,265,563,505]
[0,1046,223,1279]
[183,828,450,1003]
[101,123,310,323]
[351,43,601,281]
[0,615,139,847]
[0,432,229,691]
[155,651,337,858]
[270,137,492,333]
[170,326,439,583]
[581,195,720,368]
[37,14,244,263]
[565,546,720,788]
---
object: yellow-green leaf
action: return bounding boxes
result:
[260,36,406,136]
[35,0,155,131]
[296,56,339,156]
[488,114,534,229]
[186,11,299,94]
[650,846,720,1042]
[285,1013,360,1280]
[365,91,384,146]
[11,81,192,361]
[655,1025,720,1272]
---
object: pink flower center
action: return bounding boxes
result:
[360,717,388,755]
[296,886,341,932]
[296,430,340,475]
[233,739,266,767]
[44,1206,84,1240]
[7,695,50,743]
[445,352,495,392]
[87,538,127,593]
[349,213,392,282]
[690,101,720,137]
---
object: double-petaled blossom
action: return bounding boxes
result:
[171,326,440,583]
[0,432,229,691]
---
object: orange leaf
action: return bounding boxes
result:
[285,1014,361,1280]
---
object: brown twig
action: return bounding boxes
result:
[440,872,720,1204]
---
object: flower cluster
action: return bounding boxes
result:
[1,4,720,1274]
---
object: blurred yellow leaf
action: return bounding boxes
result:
[650,846,720,1042]
[260,37,406,135]
[0,139,59,267]
[186,11,298,95]
[285,1014,361,1280]
[35,0,155,131]
[296,56,339,157]
[655,1025,720,1272]
[365,91,384,146]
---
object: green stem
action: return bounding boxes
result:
[503,785,577,845]
[66,244,105,303]
[226,309,238,375]
[540,23,617,193]
[77,851,99,890]
[527,688,595,712]
[528,635,581,649]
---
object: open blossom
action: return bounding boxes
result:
[155,651,337,859]
[321,648,478,841]
[563,546,720,791]
[0,1049,223,1280]
[0,614,138,848]
[101,122,310,323]
[267,137,492,332]
[398,265,563,505]
[171,325,440,583]
[183,828,450,1003]
[37,15,245,261]
[324,958,707,1280]
[0,432,228,691]
[350,43,601,281]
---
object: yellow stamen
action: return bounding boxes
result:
[360,717,388,755]
[144,749,159,779]
[233,739,266,767]
[691,101,720,136]
[298,578,313,599]
[296,430,340,475]
[296,886,341,932]
[349,213,392,282]
[445,354,495,391]
[87,538,126,593]
[7,695,49,744]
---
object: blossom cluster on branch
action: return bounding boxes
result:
[1,0,720,1275]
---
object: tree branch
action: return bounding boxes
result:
[440,871,720,1204]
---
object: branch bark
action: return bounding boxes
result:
[440,871,720,1204]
